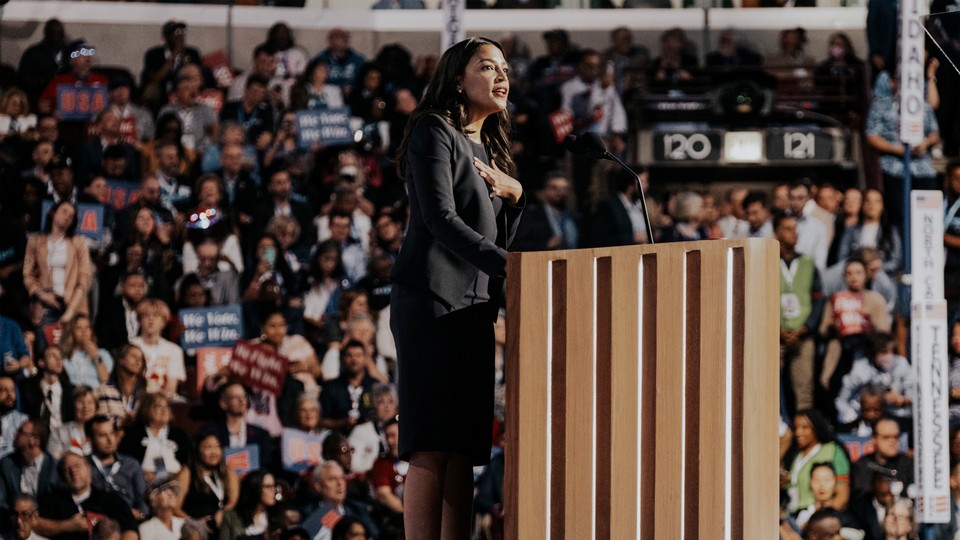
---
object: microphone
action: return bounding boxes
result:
[564,134,655,245]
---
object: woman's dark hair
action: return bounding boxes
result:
[266,22,294,50]
[795,408,836,445]
[396,37,515,181]
[331,516,366,540]
[43,200,79,236]
[809,461,836,480]
[828,32,856,59]
[189,432,231,499]
[864,332,896,361]
[135,391,168,428]
[236,469,272,527]
[859,188,898,257]
[176,273,209,309]
[309,240,345,285]
[154,112,185,143]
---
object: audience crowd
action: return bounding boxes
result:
[0,16,958,540]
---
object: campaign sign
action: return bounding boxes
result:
[225,444,259,477]
[43,322,63,347]
[296,107,353,148]
[230,340,289,395]
[179,305,243,349]
[56,85,108,121]
[838,433,909,463]
[104,181,140,210]
[281,428,325,473]
[195,347,232,393]
[40,201,104,241]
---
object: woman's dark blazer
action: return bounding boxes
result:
[391,113,524,311]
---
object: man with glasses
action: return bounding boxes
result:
[85,416,147,520]
[8,494,45,540]
[300,461,378,540]
[34,452,137,540]
[0,421,59,521]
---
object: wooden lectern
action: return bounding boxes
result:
[504,239,780,539]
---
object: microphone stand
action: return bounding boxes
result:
[599,151,656,246]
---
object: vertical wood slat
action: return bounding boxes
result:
[698,245,730,536]
[595,257,613,540]
[640,254,658,540]
[564,255,596,540]
[608,253,641,539]
[741,241,781,539]
[505,254,548,540]
[505,239,779,540]
[550,261,567,540]
[683,251,702,540]
[653,250,684,538]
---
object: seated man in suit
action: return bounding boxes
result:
[253,169,315,255]
[201,382,273,469]
[591,167,647,247]
[320,341,378,435]
[18,346,74,430]
[34,452,138,540]
[0,421,60,521]
[301,461,378,540]
[512,171,580,252]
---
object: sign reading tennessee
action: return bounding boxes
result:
[230,340,288,395]
[57,85,108,121]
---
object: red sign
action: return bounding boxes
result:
[548,109,573,144]
[196,347,232,393]
[831,291,869,337]
[203,50,235,89]
[43,322,63,346]
[230,340,288,395]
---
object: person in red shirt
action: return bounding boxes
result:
[368,418,404,533]
[38,40,108,115]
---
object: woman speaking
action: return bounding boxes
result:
[391,37,524,539]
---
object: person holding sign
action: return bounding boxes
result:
[390,37,525,539]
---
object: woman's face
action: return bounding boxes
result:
[199,181,221,208]
[184,283,207,308]
[4,95,25,116]
[348,295,369,318]
[862,189,884,221]
[262,314,287,345]
[260,474,278,507]
[297,402,320,431]
[460,44,510,122]
[52,204,76,232]
[134,208,156,236]
[793,415,817,449]
[350,319,375,344]
[311,63,329,85]
[148,396,171,426]
[318,250,339,276]
[844,262,867,291]
[843,188,863,217]
[199,435,223,467]
[363,69,381,91]
[224,125,245,145]
[73,317,93,344]
[75,393,97,422]
[256,238,276,260]
[120,347,145,375]
[810,467,837,503]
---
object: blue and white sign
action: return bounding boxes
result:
[178,305,243,348]
[296,107,353,148]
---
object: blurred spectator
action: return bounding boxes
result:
[368,418,404,536]
[345,64,388,124]
[348,382,398,475]
[803,508,844,540]
[850,417,914,501]
[18,346,74,429]
[321,209,368,286]
[17,19,66,107]
[706,29,762,69]
[94,344,148,428]
[320,315,388,383]
[314,29,367,96]
[866,71,940,232]
[47,385,96,459]
[182,238,241,306]
[0,89,38,139]
[300,461,378,540]
[141,21,203,112]
[848,470,894,539]
[209,137,259,219]
[23,201,93,329]
[814,33,868,111]
[158,76,219,155]
[106,75,155,144]
[777,213,824,415]
[649,28,698,87]
[140,113,198,181]
[819,259,892,394]
[6,494,44,540]
[96,271,147,352]
[320,340,377,434]
[717,187,748,238]
[218,470,278,540]
[201,122,259,181]
[660,191,708,242]
[181,175,245,273]
[822,247,897,321]
[35,452,138,540]
[290,395,328,437]
[783,409,850,515]
[787,181,829,271]
[0,375,28,460]
[61,315,113,388]
[809,183,840,254]
[591,168,648,246]
[765,28,816,71]
[602,27,650,95]
[793,463,839,530]
[331,516,371,540]
[303,241,347,342]
[263,23,309,94]
[828,187,863,267]
[138,480,183,540]
[836,188,902,276]
[230,45,285,108]
[72,110,141,185]
[38,38,109,120]
[130,299,186,397]
[741,190,773,238]
[866,0,897,76]
[222,76,277,153]
[202,382,273,467]
[835,333,915,426]
[512,171,579,251]
[172,433,239,533]
[0,420,59,512]
[86,415,148,518]
[0,318,31,382]
[944,162,960,311]
[838,384,885,436]
[291,58,345,112]
[117,392,189,486]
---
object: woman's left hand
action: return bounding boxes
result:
[473,157,522,205]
